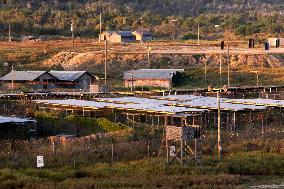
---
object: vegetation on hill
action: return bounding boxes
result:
[0,0,283,38]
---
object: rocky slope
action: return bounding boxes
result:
[43,52,284,76]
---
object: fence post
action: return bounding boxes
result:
[73,149,76,169]
[111,138,114,165]
[147,143,150,158]
[180,139,184,166]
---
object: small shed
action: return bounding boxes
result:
[132,31,152,42]
[49,71,95,90]
[0,70,56,90]
[123,69,184,89]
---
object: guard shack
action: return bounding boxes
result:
[165,114,201,166]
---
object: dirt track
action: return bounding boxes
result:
[1,40,283,55]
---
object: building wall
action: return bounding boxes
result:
[121,36,136,43]
[74,73,94,90]
[125,79,172,89]
[108,34,122,43]
[34,73,57,90]
[135,34,152,42]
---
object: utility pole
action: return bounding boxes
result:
[104,40,108,85]
[71,20,75,47]
[227,44,230,88]
[197,22,200,46]
[99,13,102,42]
[217,91,221,159]
[8,23,11,42]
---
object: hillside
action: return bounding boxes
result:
[0,0,283,38]
[43,51,284,72]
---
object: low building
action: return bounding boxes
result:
[132,31,152,42]
[0,70,56,90]
[49,71,95,90]
[0,70,96,91]
[99,31,136,43]
[123,69,184,89]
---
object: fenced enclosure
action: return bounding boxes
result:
[0,118,284,170]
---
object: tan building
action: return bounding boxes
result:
[99,31,136,43]
[123,69,184,89]
[132,31,152,42]
[268,38,283,47]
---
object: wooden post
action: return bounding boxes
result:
[204,60,207,86]
[147,143,150,158]
[180,139,184,166]
[166,139,169,164]
[73,149,76,169]
[104,40,108,85]
[193,116,197,164]
[233,111,236,132]
[52,142,55,155]
[111,143,114,165]
[165,115,168,164]
[261,113,264,139]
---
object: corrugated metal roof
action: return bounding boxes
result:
[123,69,184,80]
[0,71,47,81]
[117,31,134,37]
[102,31,137,37]
[49,71,88,81]
[0,116,36,124]
[133,30,151,36]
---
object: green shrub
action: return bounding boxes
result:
[221,152,284,175]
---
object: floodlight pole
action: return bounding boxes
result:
[99,13,102,42]
[217,91,221,159]
[71,20,75,47]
